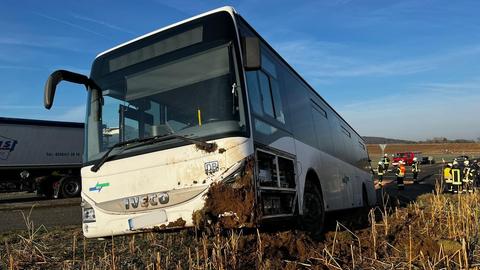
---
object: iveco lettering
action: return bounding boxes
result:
[43,6,375,238]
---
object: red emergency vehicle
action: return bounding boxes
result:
[393,152,422,166]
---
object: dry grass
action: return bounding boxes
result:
[1,186,480,269]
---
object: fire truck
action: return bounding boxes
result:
[393,151,422,166]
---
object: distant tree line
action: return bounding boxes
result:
[363,136,479,144]
[419,137,476,144]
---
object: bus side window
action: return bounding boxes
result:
[245,71,263,115]
[247,48,286,125]
[260,52,285,124]
[258,70,286,124]
[311,101,334,155]
[270,79,285,123]
[258,71,275,117]
[330,117,349,162]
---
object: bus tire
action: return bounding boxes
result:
[60,176,81,198]
[301,179,325,239]
[356,186,371,225]
[362,185,369,207]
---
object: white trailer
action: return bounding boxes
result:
[0,117,84,198]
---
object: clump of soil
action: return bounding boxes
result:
[195,142,218,153]
[158,218,186,230]
[258,230,312,262]
[193,157,256,229]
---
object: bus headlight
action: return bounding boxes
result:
[82,200,96,223]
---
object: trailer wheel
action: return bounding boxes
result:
[301,180,325,239]
[60,176,81,198]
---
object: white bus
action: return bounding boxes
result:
[44,6,375,238]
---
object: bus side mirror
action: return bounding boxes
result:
[242,37,261,70]
[44,70,92,109]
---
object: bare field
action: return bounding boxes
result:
[368,143,480,161]
[1,190,480,269]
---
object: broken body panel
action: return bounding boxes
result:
[82,136,253,237]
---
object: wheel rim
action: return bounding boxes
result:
[64,180,80,196]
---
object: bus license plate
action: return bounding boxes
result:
[128,210,167,230]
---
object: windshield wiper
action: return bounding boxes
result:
[90,136,149,172]
[90,134,216,172]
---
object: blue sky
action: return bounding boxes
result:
[1,0,479,141]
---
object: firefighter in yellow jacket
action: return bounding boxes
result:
[443,163,453,193]
[396,160,406,190]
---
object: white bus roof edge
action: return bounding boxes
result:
[96,6,237,58]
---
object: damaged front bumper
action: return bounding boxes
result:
[82,156,257,238]
[192,156,257,229]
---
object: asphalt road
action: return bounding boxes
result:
[0,195,81,232]
[374,163,444,205]
[0,163,443,233]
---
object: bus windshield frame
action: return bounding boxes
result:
[84,11,249,164]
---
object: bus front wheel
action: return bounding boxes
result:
[301,180,325,239]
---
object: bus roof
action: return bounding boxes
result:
[96,6,237,58]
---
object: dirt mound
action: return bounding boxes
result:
[193,157,256,229]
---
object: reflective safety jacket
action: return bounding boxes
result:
[382,157,390,165]
[377,165,384,175]
[451,168,462,185]
[443,167,452,181]
[412,162,420,173]
[396,165,405,177]
[463,167,473,182]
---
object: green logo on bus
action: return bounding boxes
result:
[89,182,110,192]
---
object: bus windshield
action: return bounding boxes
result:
[85,12,246,162]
